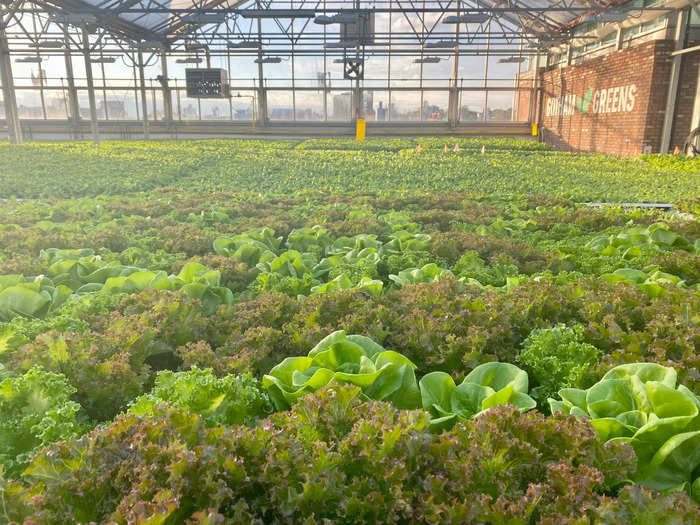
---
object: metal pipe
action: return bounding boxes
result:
[0,22,22,143]
[448,0,460,127]
[62,26,79,130]
[100,56,108,120]
[256,0,267,124]
[161,50,173,121]
[483,20,490,122]
[81,25,99,144]
[137,48,149,138]
[31,13,47,121]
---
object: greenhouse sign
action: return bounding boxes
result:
[545,84,637,117]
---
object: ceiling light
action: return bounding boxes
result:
[51,14,97,24]
[227,40,261,48]
[176,57,203,64]
[425,39,456,48]
[332,13,362,24]
[443,14,489,24]
[254,56,282,63]
[498,56,526,63]
[314,15,334,24]
[180,14,226,24]
[333,57,364,63]
[90,56,118,63]
[33,39,64,48]
[185,42,207,51]
[414,56,442,63]
[15,56,43,63]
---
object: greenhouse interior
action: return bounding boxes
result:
[0,0,699,522]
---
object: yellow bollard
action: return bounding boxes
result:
[531,123,538,137]
[355,118,366,141]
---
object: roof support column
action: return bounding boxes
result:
[448,1,460,128]
[0,22,22,144]
[160,51,172,123]
[353,0,361,121]
[256,0,267,126]
[137,49,149,139]
[660,8,689,153]
[63,26,80,134]
[81,25,99,144]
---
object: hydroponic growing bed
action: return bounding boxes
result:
[0,138,698,523]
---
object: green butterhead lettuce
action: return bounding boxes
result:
[419,362,536,432]
[549,362,700,502]
[262,330,420,411]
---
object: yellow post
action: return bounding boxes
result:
[356,118,366,141]
[531,123,538,136]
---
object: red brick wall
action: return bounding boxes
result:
[537,41,680,156]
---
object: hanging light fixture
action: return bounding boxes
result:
[254,56,282,63]
[180,14,226,24]
[443,14,489,24]
[15,56,43,63]
[333,57,364,63]
[425,39,457,48]
[32,39,64,49]
[176,57,204,64]
[414,56,442,63]
[51,14,97,24]
[90,56,118,63]
[228,40,262,48]
[185,42,208,51]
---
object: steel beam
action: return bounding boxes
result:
[160,50,173,122]
[660,8,689,153]
[255,0,267,125]
[137,48,149,139]
[448,0,460,128]
[82,25,99,144]
[0,23,22,144]
[63,25,80,132]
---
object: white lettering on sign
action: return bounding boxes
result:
[545,84,637,117]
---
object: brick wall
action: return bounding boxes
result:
[536,40,684,156]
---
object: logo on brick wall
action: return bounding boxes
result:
[576,88,594,114]
[546,84,637,117]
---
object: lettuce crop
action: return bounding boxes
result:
[128,368,272,427]
[263,330,421,410]
[516,324,602,407]
[0,367,85,477]
[419,362,536,431]
[549,363,700,501]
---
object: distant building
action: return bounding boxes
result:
[460,106,481,121]
[98,100,127,119]
[332,92,352,120]
[488,108,513,121]
[376,101,386,121]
